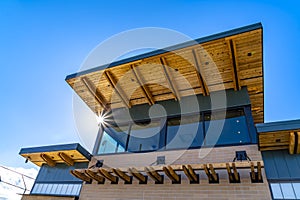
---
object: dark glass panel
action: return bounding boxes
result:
[166,115,203,149]
[204,109,250,146]
[127,121,161,152]
[98,124,129,154]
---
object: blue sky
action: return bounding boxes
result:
[0,0,299,169]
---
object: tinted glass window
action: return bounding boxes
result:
[127,121,161,152]
[166,115,203,149]
[204,109,250,146]
[98,124,129,154]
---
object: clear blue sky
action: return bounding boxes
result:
[0,0,299,169]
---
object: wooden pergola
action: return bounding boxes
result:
[66,23,263,124]
[70,161,264,184]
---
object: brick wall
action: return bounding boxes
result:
[79,145,272,200]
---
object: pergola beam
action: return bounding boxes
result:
[85,169,105,183]
[81,77,108,110]
[209,164,218,181]
[70,161,264,184]
[226,163,234,182]
[104,70,131,108]
[163,166,180,183]
[257,161,262,181]
[70,170,91,183]
[227,39,241,91]
[160,57,180,101]
[145,166,163,183]
[112,168,131,183]
[191,49,209,96]
[231,162,239,181]
[99,168,118,183]
[130,65,155,105]
[128,167,147,183]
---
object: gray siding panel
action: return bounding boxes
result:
[262,150,300,181]
[264,152,279,179]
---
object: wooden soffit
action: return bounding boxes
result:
[257,119,300,152]
[19,143,92,167]
[66,23,263,124]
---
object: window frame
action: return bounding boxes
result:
[269,181,300,200]
[93,105,255,155]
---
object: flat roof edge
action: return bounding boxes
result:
[19,143,92,160]
[256,119,300,133]
[65,22,262,80]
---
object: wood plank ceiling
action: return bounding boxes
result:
[66,27,263,124]
[20,150,89,167]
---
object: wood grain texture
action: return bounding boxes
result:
[66,28,263,123]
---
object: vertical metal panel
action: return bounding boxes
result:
[262,150,300,180]
[264,151,279,179]
[273,151,290,179]
[35,162,88,183]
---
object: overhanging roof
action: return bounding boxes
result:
[256,120,300,152]
[19,143,92,167]
[66,23,263,124]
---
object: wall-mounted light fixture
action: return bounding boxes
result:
[233,151,251,162]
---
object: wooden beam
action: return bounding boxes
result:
[187,165,198,182]
[289,132,300,154]
[128,167,147,183]
[159,57,180,101]
[103,70,131,108]
[227,39,241,91]
[40,153,56,167]
[81,77,108,110]
[226,163,234,182]
[108,161,264,172]
[289,132,295,154]
[203,164,212,182]
[145,166,163,183]
[183,165,198,182]
[130,65,155,105]
[257,161,262,181]
[85,169,105,183]
[183,165,193,182]
[70,170,91,182]
[163,166,180,183]
[112,168,131,183]
[99,168,118,183]
[231,163,239,181]
[58,152,74,166]
[191,49,209,96]
[209,164,218,181]
[250,162,256,181]
[297,132,300,154]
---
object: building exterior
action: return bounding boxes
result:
[19,23,300,200]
